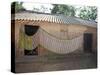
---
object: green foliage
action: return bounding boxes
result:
[51,4,76,16]
[11,2,25,13]
[51,4,97,20]
[78,6,97,20]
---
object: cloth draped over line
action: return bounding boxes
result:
[19,27,83,54]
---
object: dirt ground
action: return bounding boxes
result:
[15,52,97,73]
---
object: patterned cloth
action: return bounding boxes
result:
[39,28,83,54]
[19,27,83,54]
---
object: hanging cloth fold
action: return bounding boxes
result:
[19,27,83,54]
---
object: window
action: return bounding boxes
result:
[24,25,39,55]
[25,25,39,36]
[24,47,38,55]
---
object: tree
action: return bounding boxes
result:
[40,5,48,13]
[11,2,25,13]
[51,4,76,16]
[78,6,97,20]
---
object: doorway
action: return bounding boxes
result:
[84,33,93,53]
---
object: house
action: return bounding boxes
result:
[11,11,97,58]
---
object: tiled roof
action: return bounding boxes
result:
[12,12,97,28]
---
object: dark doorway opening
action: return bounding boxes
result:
[84,33,93,53]
[24,47,38,55]
[25,25,39,36]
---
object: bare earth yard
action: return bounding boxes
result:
[15,52,97,73]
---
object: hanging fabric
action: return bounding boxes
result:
[19,26,83,54]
